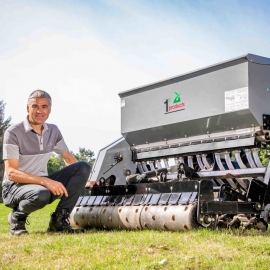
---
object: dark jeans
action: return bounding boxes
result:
[2,161,90,219]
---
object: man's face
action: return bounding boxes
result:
[27,98,51,125]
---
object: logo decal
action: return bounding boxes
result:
[164,92,185,114]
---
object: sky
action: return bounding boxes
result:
[1,0,270,156]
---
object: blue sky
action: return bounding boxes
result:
[1,0,270,155]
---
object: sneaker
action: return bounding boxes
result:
[8,212,29,236]
[48,209,84,233]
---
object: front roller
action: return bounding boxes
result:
[70,202,199,231]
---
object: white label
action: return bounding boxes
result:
[225,87,248,112]
[121,99,125,107]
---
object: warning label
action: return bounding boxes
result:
[225,87,249,112]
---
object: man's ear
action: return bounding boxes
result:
[27,105,29,113]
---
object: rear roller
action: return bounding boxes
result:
[71,203,199,231]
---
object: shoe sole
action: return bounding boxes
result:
[47,225,84,233]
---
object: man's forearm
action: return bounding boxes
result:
[6,166,68,197]
[6,167,48,186]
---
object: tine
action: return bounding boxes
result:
[235,150,247,169]
[149,161,155,171]
[163,158,170,168]
[209,155,224,186]
[142,161,149,172]
[202,154,211,169]
[215,153,225,170]
[215,153,238,190]
[156,160,162,169]
[137,163,144,174]
[263,159,270,185]
[211,154,224,186]
[252,148,264,181]
[252,148,263,168]
[179,157,184,164]
[245,149,256,168]
[179,157,186,178]
[235,150,253,184]
[216,178,225,186]
[188,156,194,169]
[224,152,235,170]
[224,152,247,191]
[196,155,206,170]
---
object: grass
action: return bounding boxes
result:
[1,201,270,270]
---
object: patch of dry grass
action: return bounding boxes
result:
[0,202,270,269]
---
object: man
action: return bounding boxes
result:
[2,90,92,235]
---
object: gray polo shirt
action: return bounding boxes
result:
[2,117,68,184]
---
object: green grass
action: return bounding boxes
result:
[1,202,270,269]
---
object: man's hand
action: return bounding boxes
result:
[41,178,68,197]
[85,180,99,189]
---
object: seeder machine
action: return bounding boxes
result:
[70,54,270,231]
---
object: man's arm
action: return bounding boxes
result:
[60,150,99,188]
[4,159,68,197]
[61,150,77,166]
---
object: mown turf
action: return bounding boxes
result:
[0,202,270,269]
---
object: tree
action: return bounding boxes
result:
[71,147,95,167]
[0,100,12,165]
[259,146,270,167]
[47,147,95,174]
[47,154,65,174]
[0,100,12,202]
[0,100,12,137]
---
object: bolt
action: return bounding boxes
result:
[266,88,270,92]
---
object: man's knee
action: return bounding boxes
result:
[77,161,91,177]
[17,187,51,214]
[31,188,51,208]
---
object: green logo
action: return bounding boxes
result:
[173,92,181,103]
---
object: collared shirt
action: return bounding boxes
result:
[2,117,68,184]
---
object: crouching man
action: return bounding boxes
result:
[2,90,92,235]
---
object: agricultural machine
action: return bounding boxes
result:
[70,54,270,231]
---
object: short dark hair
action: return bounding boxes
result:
[28,90,52,105]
